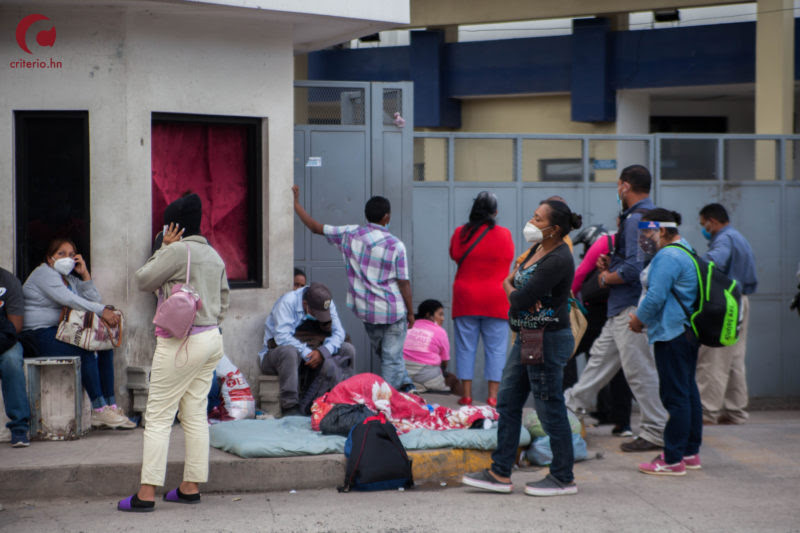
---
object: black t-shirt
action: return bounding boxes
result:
[509,243,575,331]
[0,268,24,320]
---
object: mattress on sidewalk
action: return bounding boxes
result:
[210,416,531,458]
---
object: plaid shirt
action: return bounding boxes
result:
[323,223,409,324]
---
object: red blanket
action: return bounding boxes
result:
[311,373,498,434]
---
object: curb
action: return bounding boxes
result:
[0,448,488,501]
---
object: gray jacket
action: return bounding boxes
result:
[23,264,106,330]
[134,235,230,326]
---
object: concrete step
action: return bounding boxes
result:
[0,426,490,500]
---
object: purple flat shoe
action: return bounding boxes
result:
[163,488,201,504]
[117,494,155,513]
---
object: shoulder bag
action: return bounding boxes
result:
[56,306,123,351]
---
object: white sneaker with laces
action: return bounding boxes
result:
[91,406,128,429]
[110,406,137,429]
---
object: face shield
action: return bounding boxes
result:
[637,221,677,262]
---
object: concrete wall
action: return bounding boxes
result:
[0,5,294,404]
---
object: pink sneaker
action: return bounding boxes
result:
[683,454,702,470]
[638,454,686,476]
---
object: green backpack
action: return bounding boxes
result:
[666,243,742,347]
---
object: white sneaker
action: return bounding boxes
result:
[110,406,137,430]
[91,406,128,429]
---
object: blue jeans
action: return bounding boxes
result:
[654,331,702,464]
[207,370,221,413]
[364,319,413,390]
[492,327,575,484]
[0,342,31,436]
[453,316,508,382]
[30,327,116,409]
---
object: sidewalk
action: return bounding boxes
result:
[1,407,797,501]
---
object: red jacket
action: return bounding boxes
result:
[449,224,515,320]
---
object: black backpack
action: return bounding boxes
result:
[338,413,413,492]
[666,243,742,347]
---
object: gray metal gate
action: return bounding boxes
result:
[412,132,800,400]
[294,81,414,375]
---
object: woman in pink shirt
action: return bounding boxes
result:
[403,300,453,393]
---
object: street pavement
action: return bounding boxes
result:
[0,409,798,532]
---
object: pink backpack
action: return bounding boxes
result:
[153,243,202,339]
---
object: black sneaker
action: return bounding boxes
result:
[620,437,662,452]
[399,384,419,395]
[462,469,512,494]
[612,425,633,437]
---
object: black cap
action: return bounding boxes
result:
[302,282,333,322]
[163,193,202,236]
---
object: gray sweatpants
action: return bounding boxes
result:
[564,306,667,446]
[260,343,355,410]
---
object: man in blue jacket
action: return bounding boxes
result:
[696,203,758,425]
[565,165,667,452]
[629,209,701,476]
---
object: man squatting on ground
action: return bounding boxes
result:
[258,282,355,416]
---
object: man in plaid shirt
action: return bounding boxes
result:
[293,186,415,392]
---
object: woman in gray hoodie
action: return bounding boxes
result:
[118,193,229,513]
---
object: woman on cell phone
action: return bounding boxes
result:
[22,237,135,430]
[119,193,229,513]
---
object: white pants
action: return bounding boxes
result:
[141,329,223,486]
[696,295,750,424]
[564,306,667,446]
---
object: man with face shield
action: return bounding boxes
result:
[629,209,701,476]
[564,165,667,453]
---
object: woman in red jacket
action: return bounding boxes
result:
[450,192,515,406]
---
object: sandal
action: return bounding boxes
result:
[458,396,472,406]
[163,487,201,504]
[117,493,155,513]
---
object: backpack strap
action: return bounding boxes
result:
[606,234,613,258]
[458,226,491,268]
[184,242,191,284]
[664,243,700,321]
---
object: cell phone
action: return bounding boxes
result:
[162,225,168,234]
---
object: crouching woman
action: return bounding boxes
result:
[118,193,229,512]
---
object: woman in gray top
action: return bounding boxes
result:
[118,193,229,513]
[22,238,135,430]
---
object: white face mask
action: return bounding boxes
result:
[52,257,75,276]
[523,222,544,244]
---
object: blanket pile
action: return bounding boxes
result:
[311,373,497,435]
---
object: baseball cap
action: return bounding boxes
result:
[303,282,332,322]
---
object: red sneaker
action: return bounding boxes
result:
[458,396,472,406]
[486,398,497,408]
[683,454,702,470]
[638,454,686,476]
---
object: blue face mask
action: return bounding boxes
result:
[384,221,390,230]
[701,227,712,241]
[304,313,317,322]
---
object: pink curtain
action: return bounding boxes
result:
[151,122,250,280]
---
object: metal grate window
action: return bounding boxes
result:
[382,88,403,126]
[295,87,365,125]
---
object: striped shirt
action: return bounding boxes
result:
[323,223,409,324]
